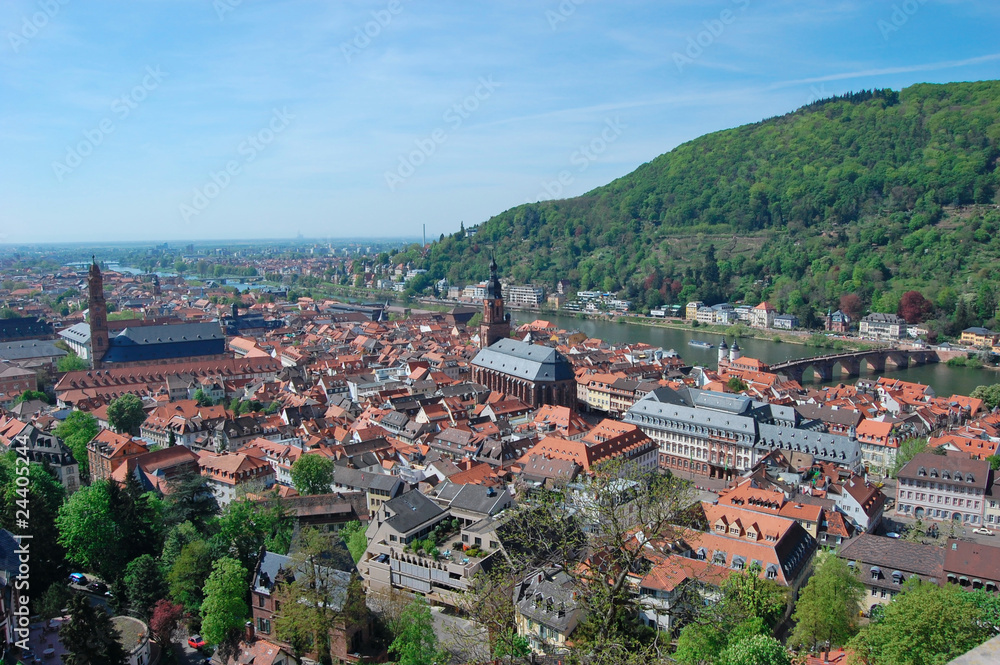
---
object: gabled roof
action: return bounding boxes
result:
[471,339,574,382]
[382,489,445,534]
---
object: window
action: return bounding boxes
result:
[258,618,271,634]
[258,594,265,608]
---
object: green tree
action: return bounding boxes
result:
[164,470,219,529]
[54,410,98,482]
[892,437,928,477]
[200,556,249,646]
[60,594,128,665]
[847,579,993,665]
[0,452,66,595]
[788,552,864,657]
[290,453,334,495]
[675,621,728,665]
[340,520,369,564]
[970,384,1000,411]
[389,596,449,665]
[719,634,789,665]
[193,388,212,406]
[57,353,88,372]
[212,495,293,575]
[107,393,146,434]
[168,538,214,613]
[14,389,48,404]
[726,377,748,393]
[57,478,162,584]
[122,554,165,618]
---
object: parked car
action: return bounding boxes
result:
[68,573,87,585]
[885,532,901,539]
[188,635,207,649]
[973,527,995,536]
[87,581,108,594]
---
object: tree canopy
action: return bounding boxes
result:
[200,556,249,646]
[107,393,147,434]
[847,578,994,665]
[290,453,334,495]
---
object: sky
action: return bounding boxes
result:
[1,0,998,245]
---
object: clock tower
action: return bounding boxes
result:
[88,257,109,369]
[480,255,510,349]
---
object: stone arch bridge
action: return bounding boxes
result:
[768,348,941,383]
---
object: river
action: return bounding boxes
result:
[515,312,995,398]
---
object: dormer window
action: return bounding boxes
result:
[918,467,926,476]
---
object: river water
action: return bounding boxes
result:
[515,312,995,398]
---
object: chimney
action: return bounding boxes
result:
[245,620,255,643]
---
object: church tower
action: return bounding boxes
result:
[88,257,109,369]
[480,254,510,349]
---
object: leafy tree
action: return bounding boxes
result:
[839,294,864,321]
[847,579,993,665]
[54,410,98,481]
[971,384,1000,411]
[150,599,184,646]
[719,634,789,665]
[898,290,934,324]
[57,353,88,372]
[212,495,293,575]
[193,388,213,406]
[37,582,72,620]
[987,454,1000,471]
[389,596,450,665]
[122,554,165,618]
[164,470,219,529]
[56,478,162,584]
[892,437,928,478]
[290,453,334,495]
[14,389,48,404]
[726,377,748,393]
[60,594,128,665]
[200,556,249,646]
[168,539,214,613]
[107,393,146,434]
[0,451,67,594]
[674,621,728,665]
[340,520,369,564]
[274,528,368,663]
[788,552,864,657]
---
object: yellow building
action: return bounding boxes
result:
[686,301,704,321]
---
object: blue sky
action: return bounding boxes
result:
[1,0,998,244]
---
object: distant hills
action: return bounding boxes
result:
[406,81,1000,335]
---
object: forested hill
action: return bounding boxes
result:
[404,80,1000,335]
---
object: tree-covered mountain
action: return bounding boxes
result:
[399,81,1000,336]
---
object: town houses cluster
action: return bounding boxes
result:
[2,254,1000,663]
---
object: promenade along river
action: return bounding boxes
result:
[518,312,994,398]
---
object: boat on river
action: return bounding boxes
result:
[688,340,713,349]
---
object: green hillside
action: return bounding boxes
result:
[403,81,1000,336]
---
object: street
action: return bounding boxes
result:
[431,606,489,664]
